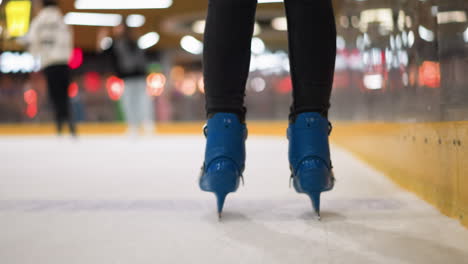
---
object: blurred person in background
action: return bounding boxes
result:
[199,0,336,218]
[24,0,75,136]
[107,22,154,137]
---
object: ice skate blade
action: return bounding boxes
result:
[215,192,227,219]
[314,211,321,221]
[308,192,321,219]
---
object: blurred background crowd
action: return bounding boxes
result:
[0,0,466,126]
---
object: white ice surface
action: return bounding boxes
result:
[0,135,467,264]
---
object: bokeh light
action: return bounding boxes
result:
[147,73,166,96]
[23,89,37,119]
[419,61,440,88]
[276,76,292,94]
[23,89,37,105]
[106,76,125,101]
[69,48,84,69]
[69,82,79,98]
[179,78,197,96]
[84,72,101,93]
[197,76,205,94]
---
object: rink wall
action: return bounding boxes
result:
[0,122,290,136]
[331,122,468,229]
[0,121,467,228]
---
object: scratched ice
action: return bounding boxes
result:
[1,135,467,264]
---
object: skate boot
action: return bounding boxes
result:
[288,112,335,219]
[199,113,247,219]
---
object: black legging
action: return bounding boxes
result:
[43,64,76,135]
[203,0,336,121]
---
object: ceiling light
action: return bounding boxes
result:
[138,32,160,49]
[271,17,287,31]
[360,8,393,33]
[180,36,203,55]
[64,12,122,27]
[437,11,467,24]
[418,25,435,42]
[75,0,173,10]
[192,20,206,34]
[126,14,145,28]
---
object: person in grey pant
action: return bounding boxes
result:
[121,77,154,135]
[108,22,154,136]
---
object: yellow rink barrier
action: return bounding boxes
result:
[0,122,287,136]
[0,121,467,228]
[331,122,468,229]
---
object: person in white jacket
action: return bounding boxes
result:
[27,0,75,136]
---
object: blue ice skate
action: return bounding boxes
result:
[199,113,247,219]
[288,112,335,219]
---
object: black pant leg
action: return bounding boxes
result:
[203,0,257,122]
[58,66,76,135]
[44,66,62,133]
[44,65,74,134]
[284,0,337,119]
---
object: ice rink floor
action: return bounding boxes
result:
[1,135,468,264]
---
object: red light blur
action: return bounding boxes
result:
[69,48,84,69]
[69,82,79,98]
[24,89,38,119]
[26,104,37,118]
[419,61,440,88]
[106,76,125,101]
[24,89,37,105]
[277,76,292,94]
[84,71,101,92]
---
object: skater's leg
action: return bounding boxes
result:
[199,113,247,217]
[55,65,76,136]
[203,0,258,122]
[285,0,336,217]
[284,0,336,119]
[200,0,255,216]
[44,66,64,135]
[287,112,334,217]
[138,78,155,135]
[122,78,139,136]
